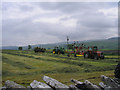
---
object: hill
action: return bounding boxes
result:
[2,37,119,50]
[2,46,18,50]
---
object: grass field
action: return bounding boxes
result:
[2,50,119,87]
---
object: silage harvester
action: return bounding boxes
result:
[66,41,85,57]
[67,42,104,59]
[52,36,104,59]
[66,37,104,59]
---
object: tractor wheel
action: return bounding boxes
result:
[84,53,89,58]
[114,62,120,79]
[94,55,99,60]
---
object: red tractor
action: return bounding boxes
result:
[84,46,104,60]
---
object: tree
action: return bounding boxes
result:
[34,47,46,53]
[28,45,32,50]
[18,47,22,50]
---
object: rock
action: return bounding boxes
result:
[101,75,120,90]
[30,80,52,90]
[71,79,101,90]
[69,85,82,90]
[1,87,6,90]
[84,80,101,90]
[27,86,32,90]
[5,80,26,88]
[71,79,86,89]
[43,76,70,90]
[99,82,107,88]
[101,75,119,88]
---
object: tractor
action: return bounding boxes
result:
[84,46,104,60]
[52,47,65,54]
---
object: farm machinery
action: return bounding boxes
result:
[52,36,104,59]
[66,41,104,59]
[66,36,104,59]
[84,46,104,60]
[66,41,85,57]
[52,47,65,54]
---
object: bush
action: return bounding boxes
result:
[34,47,46,53]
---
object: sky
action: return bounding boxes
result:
[2,2,118,46]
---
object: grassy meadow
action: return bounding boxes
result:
[2,50,119,86]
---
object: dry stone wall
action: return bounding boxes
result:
[1,75,120,90]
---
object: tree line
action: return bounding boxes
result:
[18,45,46,53]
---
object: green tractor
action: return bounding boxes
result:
[52,47,65,54]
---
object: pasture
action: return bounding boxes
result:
[2,50,119,86]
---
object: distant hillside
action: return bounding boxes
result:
[2,46,18,50]
[2,37,119,50]
[108,37,120,40]
[85,39,118,50]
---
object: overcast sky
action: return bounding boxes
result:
[2,2,118,46]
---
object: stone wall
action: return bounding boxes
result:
[1,75,120,90]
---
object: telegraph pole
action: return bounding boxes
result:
[67,36,69,45]
[67,36,70,57]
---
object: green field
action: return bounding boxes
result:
[2,50,119,86]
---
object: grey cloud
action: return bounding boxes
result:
[2,2,118,46]
[77,15,117,28]
[35,2,117,28]
[19,5,34,12]
[35,2,117,14]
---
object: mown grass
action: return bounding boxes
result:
[3,51,117,72]
[2,50,118,87]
